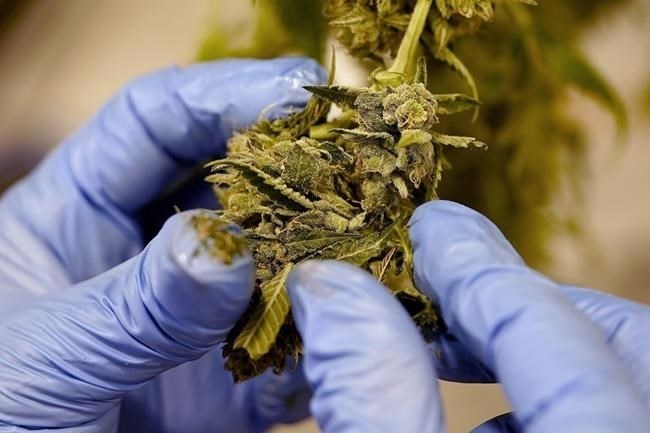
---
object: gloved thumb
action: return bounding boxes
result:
[0,211,253,430]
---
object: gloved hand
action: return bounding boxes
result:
[0,58,326,433]
[286,200,650,433]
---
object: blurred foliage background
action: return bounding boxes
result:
[1,1,649,432]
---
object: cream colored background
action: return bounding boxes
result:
[0,1,649,432]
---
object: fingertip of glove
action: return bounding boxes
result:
[408,200,526,312]
[162,211,253,287]
[140,211,254,342]
[287,260,386,307]
[263,57,327,120]
[287,260,416,340]
[288,261,350,328]
[409,200,484,233]
[408,200,520,267]
[288,260,369,299]
[273,56,328,86]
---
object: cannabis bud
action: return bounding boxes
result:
[199,0,486,382]
[325,0,410,60]
[326,0,536,101]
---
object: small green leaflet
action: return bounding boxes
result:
[283,229,362,261]
[208,159,315,211]
[434,47,479,103]
[304,85,367,107]
[234,264,294,359]
[317,225,395,265]
[432,93,480,115]
[431,131,485,148]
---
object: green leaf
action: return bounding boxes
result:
[391,175,409,198]
[432,93,480,115]
[397,129,433,147]
[319,141,355,168]
[234,264,293,359]
[434,47,479,103]
[304,85,367,107]
[333,128,396,146]
[431,131,485,148]
[546,42,628,139]
[207,159,315,211]
[312,190,357,218]
[258,92,331,138]
[282,228,362,261]
[280,143,324,190]
[414,56,428,85]
[383,266,420,298]
[329,5,369,27]
[317,227,393,265]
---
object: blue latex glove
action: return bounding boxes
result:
[286,200,650,433]
[0,58,326,433]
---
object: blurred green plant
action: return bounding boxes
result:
[198,0,327,60]
[642,80,650,116]
[198,0,629,267]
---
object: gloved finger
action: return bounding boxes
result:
[470,413,520,433]
[58,57,326,214]
[287,260,445,433]
[4,58,326,286]
[0,211,254,430]
[425,286,650,386]
[561,285,650,406]
[409,201,650,432]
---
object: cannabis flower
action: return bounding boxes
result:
[382,83,439,129]
[204,68,484,380]
[201,0,488,381]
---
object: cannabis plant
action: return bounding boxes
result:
[196,0,547,381]
[199,0,628,267]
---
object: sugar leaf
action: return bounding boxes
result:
[233,264,293,360]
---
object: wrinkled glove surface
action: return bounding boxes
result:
[0,58,326,433]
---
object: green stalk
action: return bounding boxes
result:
[374,0,432,87]
[389,0,432,75]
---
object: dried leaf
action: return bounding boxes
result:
[304,85,368,107]
[317,228,390,265]
[210,159,316,211]
[233,264,294,359]
[433,93,480,115]
[431,131,485,148]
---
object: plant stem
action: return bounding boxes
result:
[388,0,432,76]
[310,110,355,139]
